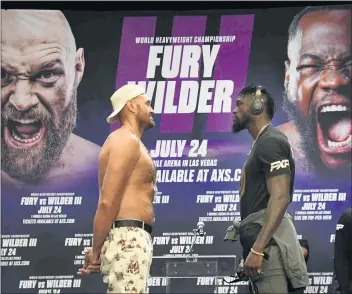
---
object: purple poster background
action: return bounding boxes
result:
[111,16,157,132]
[160,16,207,133]
[206,15,254,133]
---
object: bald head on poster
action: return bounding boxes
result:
[1,10,100,190]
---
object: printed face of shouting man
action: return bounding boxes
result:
[284,9,351,177]
[1,10,85,182]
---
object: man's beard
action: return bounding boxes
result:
[137,108,155,131]
[1,90,77,182]
[145,118,155,131]
[232,114,250,133]
[282,89,324,177]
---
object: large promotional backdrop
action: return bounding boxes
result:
[1,4,351,294]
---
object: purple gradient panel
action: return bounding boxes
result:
[160,16,207,133]
[206,15,255,133]
[110,17,157,133]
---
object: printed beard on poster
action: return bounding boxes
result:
[127,44,235,114]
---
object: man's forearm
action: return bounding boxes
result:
[92,202,116,259]
[253,195,289,252]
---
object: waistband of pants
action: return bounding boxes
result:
[111,219,152,235]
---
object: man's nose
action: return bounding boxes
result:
[319,67,350,91]
[9,80,39,111]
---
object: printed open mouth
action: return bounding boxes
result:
[5,118,45,148]
[316,100,351,155]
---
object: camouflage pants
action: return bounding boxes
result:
[100,226,153,293]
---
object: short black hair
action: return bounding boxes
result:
[237,85,276,120]
[288,5,351,44]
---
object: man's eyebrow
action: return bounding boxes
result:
[299,54,324,63]
[32,59,64,72]
[1,59,65,76]
[299,53,352,63]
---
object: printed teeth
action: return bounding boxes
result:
[328,135,352,149]
[320,105,348,113]
[13,119,38,124]
[11,130,42,143]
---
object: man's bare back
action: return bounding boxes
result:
[98,126,155,225]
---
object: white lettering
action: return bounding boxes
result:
[196,195,214,203]
[20,197,38,206]
[270,159,290,172]
[153,237,170,245]
[64,238,82,247]
[19,280,37,289]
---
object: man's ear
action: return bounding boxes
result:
[284,60,290,91]
[125,100,138,114]
[75,48,85,85]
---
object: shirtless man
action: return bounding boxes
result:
[78,84,156,293]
